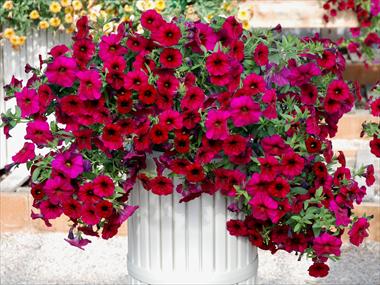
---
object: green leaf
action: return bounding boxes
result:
[31,167,41,182]
[291,187,308,195]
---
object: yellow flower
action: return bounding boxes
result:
[64,6,73,14]
[2,1,13,10]
[237,9,249,21]
[29,10,40,20]
[39,20,49,29]
[9,35,19,46]
[155,0,165,11]
[66,26,75,34]
[17,36,26,46]
[49,17,61,27]
[145,0,155,10]
[122,15,130,22]
[99,10,107,19]
[64,13,73,23]
[80,10,87,16]
[242,20,250,30]
[60,0,71,7]
[136,0,145,11]
[72,0,83,11]
[124,4,133,13]
[103,22,114,33]
[49,1,62,13]
[3,28,15,39]
[206,14,213,21]
[89,11,97,22]
[222,2,231,12]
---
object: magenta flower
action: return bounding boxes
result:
[15,87,39,118]
[24,120,53,145]
[65,237,92,250]
[12,142,35,163]
[77,70,102,100]
[329,200,350,227]
[44,177,75,204]
[205,110,230,140]
[230,96,261,127]
[348,217,370,246]
[39,200,64,220]
[281,151,304,178]
[206,51,230,76]
[249,192,278,222]
[81,204,101,225]
[261,134,289,156]
[52,151,84,179]
[46,56,77,87]
[313,233,342,256]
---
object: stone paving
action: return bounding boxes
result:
[0,232,379,285]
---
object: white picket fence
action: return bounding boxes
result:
[0,31,70,188]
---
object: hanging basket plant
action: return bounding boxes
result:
[1,9,379,279]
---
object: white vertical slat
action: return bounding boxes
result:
[139,186,150,269]
[173,190,187,272]
[201,194,214,272]
[227,198,238,272]
[187,196,202,272]
[214,192,227,272]
[0,36,6,168]
[160,193,174,271]
[148,188,161,270]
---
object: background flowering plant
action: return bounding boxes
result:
[1,10,378,278]
[322,0,380,62]
[1,0,252,48]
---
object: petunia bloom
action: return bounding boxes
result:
[46,56,77,87]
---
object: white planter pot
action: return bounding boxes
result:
[127,157,258,284]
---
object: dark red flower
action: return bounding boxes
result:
[150,176,173,195]
[305,137,322,153]
[78,182,101,203]
[370,136,380,157]
[141,9,164,31]
[149,124,169,144]
[63,198,82,219]
[308,263,329,278]
[95,200,114,218]
[81,204,101,225]
[181,86,205,111]
[186,163,205,182]
[174,133,190,153]
[348,217,370,246]
[300,84,318,105]
[182,110,201,129]
[371,98,380,116]
[160,48,183,69]
[117,93,133,114]
[243,73,266,95]
[94,175,115,197]
[281,151,304,178]
[206,51,230,76]
[326,80,350,101]
[169,159,190,175]
[39,200,63,219]
[317,50,336,69]
[101,124,123,150]
[223,134,247,156]
[31,183,45,200]
[138,84,157,105]
[153,22,181,47]
[268,176,290,198]
[227,220,248,236]
[254,43,269,66]
[157,73,179,95]
[159,109,182,130]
